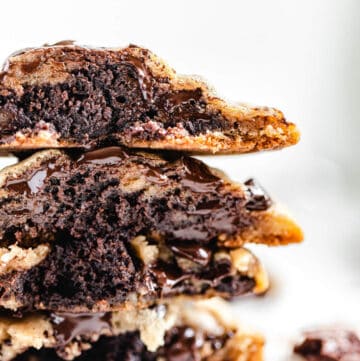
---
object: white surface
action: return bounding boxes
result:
[1,0,360,359]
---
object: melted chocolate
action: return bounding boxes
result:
[76,146,129,165]
[164,89,203,111]
[145,168,168,184]
[171,204,242,242]
[150,260,191,293]
[122,55,154,102]
[168,242,213,266]
[244,178,272,211]
[78,146,222,194]
[157,86,217,129]
[51,312,112,345]
[4,162,63,195]
[149,254,252,299]
[202,258,232,281]
[187,199,221,215]
[180,156,222,193]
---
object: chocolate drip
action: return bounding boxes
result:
[122,55,154,102]
[76,146,129,165]
[51,312,112,345]
[244,178,272,211]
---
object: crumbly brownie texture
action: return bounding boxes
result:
[294,328,360,361]
[0,146,302,312]
[0,238,268,312]
[0,42,300,154]
[0,300,264,361]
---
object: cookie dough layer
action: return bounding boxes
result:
[0,42,299,154]
[0,300,264,361]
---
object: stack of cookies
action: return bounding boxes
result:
[0,43,303,361]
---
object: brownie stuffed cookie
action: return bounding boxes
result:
[0,146,302,313]
[0,42,300,154]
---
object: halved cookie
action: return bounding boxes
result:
[0,146,301,312]
[0,42,299,154]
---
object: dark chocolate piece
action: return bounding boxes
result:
[168,241,213,266]
[294,328,360,361]
[149,257,255,298]
[244,178,272,211]
[51,312,112,345]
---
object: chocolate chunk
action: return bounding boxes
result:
[244,179,272,211]
[150,257,255,299]
[4,162,63,194]
[294,328,360,361]
[51,312,112,345]
[168,241,213,266]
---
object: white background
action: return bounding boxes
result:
[1,1,360,359]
